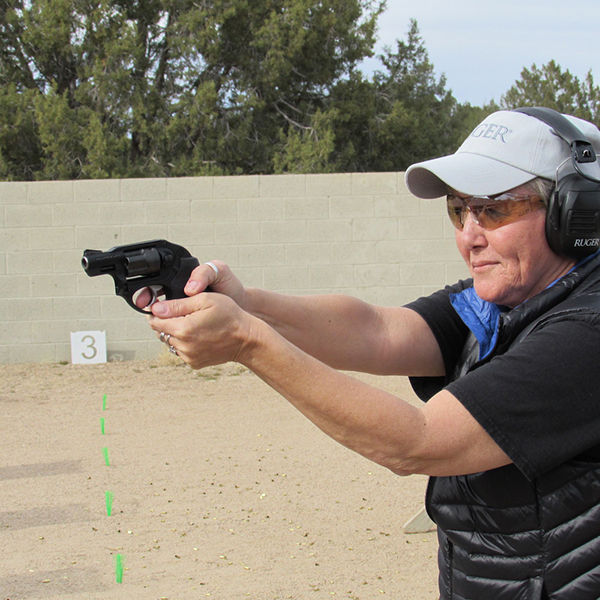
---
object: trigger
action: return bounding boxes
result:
[147,285,162,306]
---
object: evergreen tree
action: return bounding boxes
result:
[501,60,600,127]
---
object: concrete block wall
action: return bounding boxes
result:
[0,173,468,364]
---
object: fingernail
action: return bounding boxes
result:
[186,280,200,293]
[153,303,168,316]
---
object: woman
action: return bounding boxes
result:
[145,108,600,598]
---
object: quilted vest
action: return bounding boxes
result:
[426,255,600,600]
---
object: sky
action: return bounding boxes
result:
[361,0,600,107]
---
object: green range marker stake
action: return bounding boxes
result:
[115,554,124,583]
[105,491,114,516]
[100,417,105,435]
[102,447,110,466]
[102,393,107,410]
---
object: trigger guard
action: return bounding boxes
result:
[131,285,164,312]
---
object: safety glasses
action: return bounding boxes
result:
[446,193,546,231]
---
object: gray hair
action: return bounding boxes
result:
[522,177,554,204]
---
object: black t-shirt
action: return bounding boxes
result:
[406,282,600,481]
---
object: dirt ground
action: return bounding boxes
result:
[1,354,439,600]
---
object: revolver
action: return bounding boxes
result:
[82,239,199,314]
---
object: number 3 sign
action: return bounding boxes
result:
[70,331,107,364]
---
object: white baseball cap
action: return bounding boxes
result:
[405,109,600,198]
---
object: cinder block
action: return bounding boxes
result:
[352,172,398,196]
[284,196,329,220]
[0,274,30,298]
[100,295,134,318]
[75,226,123,249]
[1,320,33,344]
[239,244,286,267]
[309,264,355,289]
[168,176,214,200]
[420,197,447,217]
[214,175,259,199]
[423,239,464,263]
[28,180,74,204]
[7,251,54,275]
[32,319,74,345]
[352,218,398,242]
[190,244,239,267]
[285,242,331,266]
[259,174,306,197]
[11,343,57,364]
[238,197,284,221]
[74,178,120,203]
[6,204,53,228]
[232,267,264,288]
[55,296,102,320]
[355,263,401,287]
[377,240,423,265]
[375,194,420,218]
[167,222,215,247]
[401,262,446,286]
[9,297,54,321]
[261,221,307,244]
[191,198,237,222]
[0,181,27,204]
[120,178,168,202]
[29,228,76,251]
[0,229,30,253]
[31,273,78,298]
[215,221,261,245]
[120,225,168,243]
[263,267,309,291]
[330,195,374,219]
[145,200,192,225]
[398,217,445,240]
[53,203,99,227]
[98,201,146,225]
[126,317,156,341]
[55,250,86,274]
[307,219,352,242]
[77,272,113,298]
[331,241,378,265]
[306,173,352,197]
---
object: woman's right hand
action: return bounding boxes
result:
[184,260,248,310]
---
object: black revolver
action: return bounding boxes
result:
[82,240,199,314]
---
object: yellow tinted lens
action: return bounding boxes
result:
[446,202,464,228]
[446,195,544,230]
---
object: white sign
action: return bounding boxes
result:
[70,331,107,364]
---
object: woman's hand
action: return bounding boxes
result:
[148,291,256,371]
[133,260,247,312]
[184,260,248,309]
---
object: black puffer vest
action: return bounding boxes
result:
[427,255,600,600]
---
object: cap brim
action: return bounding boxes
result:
[405,153,537,198]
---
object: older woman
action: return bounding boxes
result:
[146,108,600,599]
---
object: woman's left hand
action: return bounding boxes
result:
[147,292,255,370]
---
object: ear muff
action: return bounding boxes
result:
[514,106,600,259]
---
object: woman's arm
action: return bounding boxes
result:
[147,291,511,477]
[183,262,445,377]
